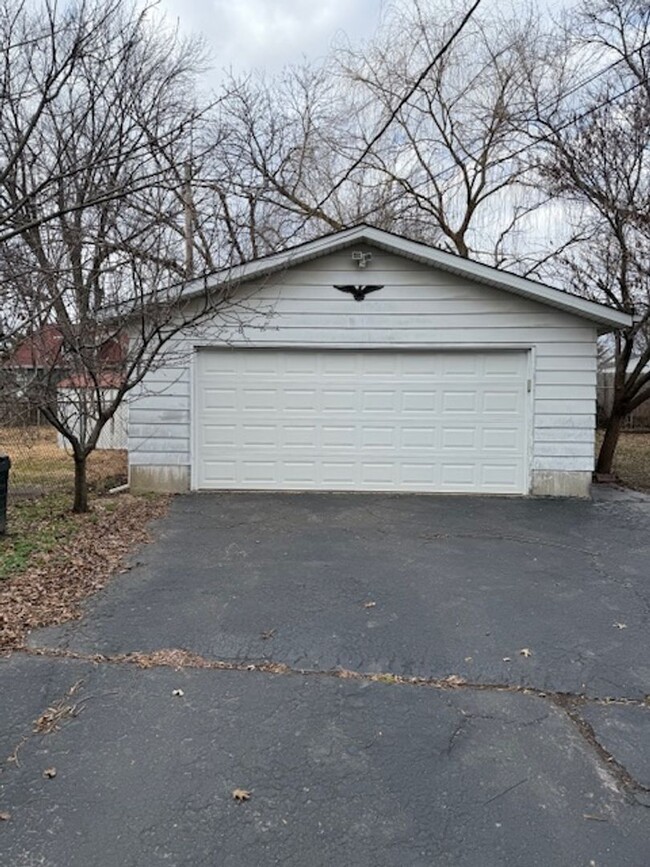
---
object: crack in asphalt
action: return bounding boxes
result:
[556,696,650,808]
[1,675,88,778]
[5,644,650,807]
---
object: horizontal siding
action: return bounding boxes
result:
[217,314,592,330]
[535,370,595,386]
[131,395,190,412]
[535,414,595,429]
[535,428,594,443]
[130,437,190,454]
[536,355,596,371]
[534,442,594,457]
[130,423,189,439]
[198,328,593,345]
[130,452,190,466]
[129,409,190,426]
[129,244,598,479]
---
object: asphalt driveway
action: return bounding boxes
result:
[2,490,650,865]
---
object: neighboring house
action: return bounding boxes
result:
[597,357,650,430]
[0,324,64,424]
[128,225,631,498]
[57,372,128,451]
[2,325,128,448]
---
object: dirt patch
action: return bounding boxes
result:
[0,494,168,649]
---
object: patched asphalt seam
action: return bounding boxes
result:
[5,645,650,804]
[2,676,88,778]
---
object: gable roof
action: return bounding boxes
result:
[185,225,632,331]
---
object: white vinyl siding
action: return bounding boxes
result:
[128,247,597,488]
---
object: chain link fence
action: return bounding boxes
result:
[0,422,127,503]
[597,371,650,431]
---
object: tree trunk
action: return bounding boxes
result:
[73,453,89,513]
[596,411,623,475]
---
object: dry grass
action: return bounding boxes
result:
[605,432,650,492]
[0,425,126,496]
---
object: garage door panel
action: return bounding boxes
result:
[284,462,317,483]
[322,390,356,411]
[284,425,315,446]
[483,429,521,450]
[402,426,437,448]
[400,463,436,485]
[284,389,318,411]
[483,390,523,413]
[203,388,237,411]
[322,462,357,485]
[443,391,478,413]
[402,391,437,412]
[195,349,528,493]
[362,390,396,412]
[203,424,237,446]
[483,354,526,376]
[361,426,395,447]
[482,464,522,487]
[442,428,476,449]
[443,354,479,376]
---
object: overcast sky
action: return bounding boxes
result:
[158,0,383,79]
[158,0,573,82]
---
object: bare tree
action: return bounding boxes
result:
[0,0,240,512]
[535,0,650,474]
[335,0,550,260]
[208,0,493,258]
[210,65,357,259]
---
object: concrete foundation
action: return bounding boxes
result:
[531,471,592,498]
[130,465,190,494]
[129,465,593,499]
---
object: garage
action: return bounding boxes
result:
[129,226,631,498]
[195,348,530,494]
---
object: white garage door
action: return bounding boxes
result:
[194,349,529,494]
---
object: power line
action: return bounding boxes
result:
[311,0,485,214]
[319,32,650,207]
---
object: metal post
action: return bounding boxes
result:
[0,455,10,535]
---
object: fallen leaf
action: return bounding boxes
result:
[519,648,533,658]
[43,767,57,779]
[232,788,251,802]
[363,601,376,609]
[0,811,10,821]
[260,628,276,640]
[0,494,169,651]
[172,689,184,697]
[613,622,627,630]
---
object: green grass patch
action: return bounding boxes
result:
[0,493,80,580]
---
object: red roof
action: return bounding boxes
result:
[11,324,64,368]
[9,326,127,371]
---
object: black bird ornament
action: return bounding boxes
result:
[333,285,384,302]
